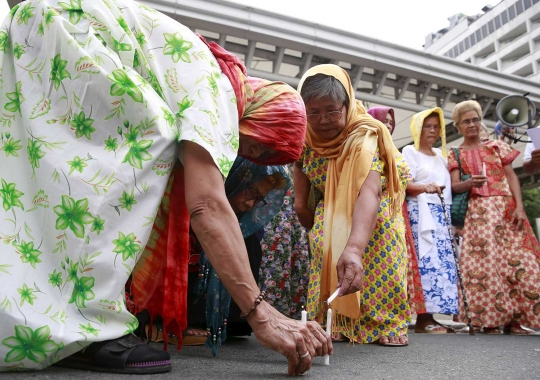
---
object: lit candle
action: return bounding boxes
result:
[482,162,486,176]
[324,307,332,366]
[301,309,307,324]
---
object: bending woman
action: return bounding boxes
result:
[448,100,540,335]
[402,108,458,333]
[294,65,411,346]
[188,158,290,353]
[0,0,329,375]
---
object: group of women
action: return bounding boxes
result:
[1,0,540,376]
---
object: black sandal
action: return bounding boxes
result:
[55,334,171,374]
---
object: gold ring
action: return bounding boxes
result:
[299,352,310,358]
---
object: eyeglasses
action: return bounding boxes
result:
[422,125,441,131]
[306,106,345,124]
[244,186,267,208]
[459,117,481,127]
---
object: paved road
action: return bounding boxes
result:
[7,330,540,380]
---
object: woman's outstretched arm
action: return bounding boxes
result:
[183,142,332,375]
[337,170,381,296]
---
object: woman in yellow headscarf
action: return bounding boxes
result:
[402,108,459,334]
[294,64,411,345]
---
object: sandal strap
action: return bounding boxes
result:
[433,320,456,333]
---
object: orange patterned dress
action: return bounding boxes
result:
[448,140,540,328]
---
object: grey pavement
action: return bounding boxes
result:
[6,330,540,380]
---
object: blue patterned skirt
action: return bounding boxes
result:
[407,200,458,315]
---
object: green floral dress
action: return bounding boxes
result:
[0,0,238,371]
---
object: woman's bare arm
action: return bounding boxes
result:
[336,170,381,296]
[504,163,526,230]
[182,142,331,375]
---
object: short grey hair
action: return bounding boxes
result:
[300,74,349,107]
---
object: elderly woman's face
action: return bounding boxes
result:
[305,97,347,140]
[420,115,441,147]
[238,135,277,161]
[228,177,273,214]
[457,110,482,140]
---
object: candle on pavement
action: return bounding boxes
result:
[324,307,332,366]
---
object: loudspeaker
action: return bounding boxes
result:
[495,95,536,128]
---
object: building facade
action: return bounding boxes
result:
[425,0,540,82]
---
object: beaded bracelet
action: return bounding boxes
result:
[240,291,267,319]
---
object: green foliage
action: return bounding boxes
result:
[522,188,540,237]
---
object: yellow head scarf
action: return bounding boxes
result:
[409,107,447,157]
[298,64,401,320]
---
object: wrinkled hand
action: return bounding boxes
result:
[510,208,526,231]
[531,149,540,165]
[248,302,333,376]
[423,182,445,194]
[336,246,364,296]
[470,174,487,188]
[296,207,315,230]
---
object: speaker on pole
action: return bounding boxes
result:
[495,94,536,128]
[495,94,537,144]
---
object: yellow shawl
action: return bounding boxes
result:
[409,107,447,157]
[297,64,401,320]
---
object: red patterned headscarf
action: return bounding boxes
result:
[199,36,306,165]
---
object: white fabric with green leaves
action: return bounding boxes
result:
[0,0,238,370]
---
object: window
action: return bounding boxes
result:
[495,15,501,29]
[516,0,524,14]
[509,5,516,20]
[453,45,460,57]
[465,37,470,49]
[476,29,483,42]
[470,33,477,46]
[524,0,532,9]
[482,25,488,37]
[488,20,495,34]
[459,41,466,54]
[502,11,509,24]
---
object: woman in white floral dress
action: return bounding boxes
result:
[0,0,331,375]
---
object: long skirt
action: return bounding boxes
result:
[407,200,458,315]
[260,189,310,320]
[306,198,410,343]
[402,203,427,314]
[457,195,540,328]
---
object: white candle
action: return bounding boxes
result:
[324,308,332,366]
[482,162,486,175]
[327,288,340,304]
[301,310,307,324]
